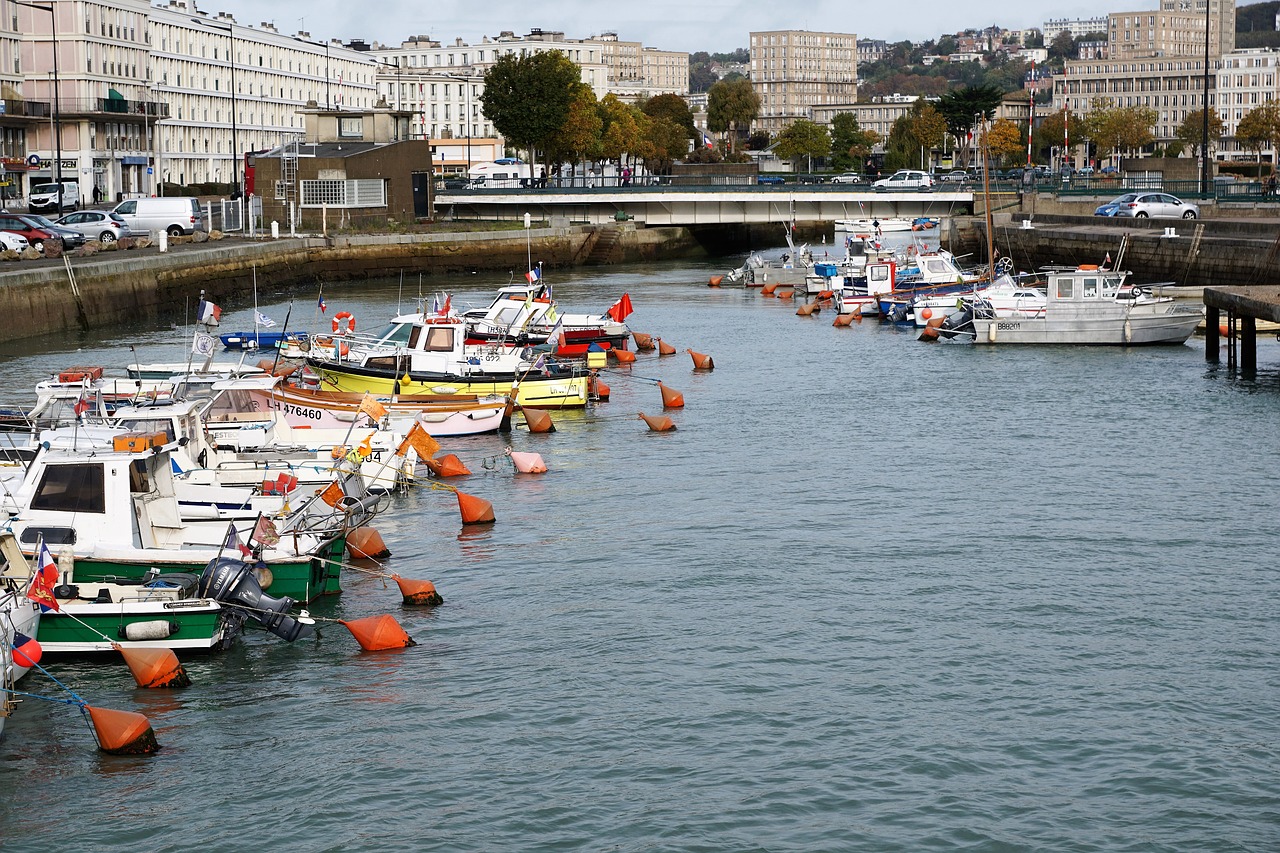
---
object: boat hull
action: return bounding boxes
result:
[37,599,234,653]
[307,362,590,408]
[971,311,1202,345]
[255,385,507,436]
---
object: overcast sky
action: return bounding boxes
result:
[198,0,1134,55]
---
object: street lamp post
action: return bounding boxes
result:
[196,17,240,197]
[19,2,61,207]
[1201,0,1212,194]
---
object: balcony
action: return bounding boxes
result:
[57,98,171,119]
[0,99,52,119]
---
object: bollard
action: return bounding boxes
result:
[157,229,168,253]
[271,220,279,239]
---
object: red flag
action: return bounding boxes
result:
[251,515,280,548]
[606,293,634,323]
[28,542,60,612]
[437,294,451,317]
[73,395,89,417]
[224,525,253,558]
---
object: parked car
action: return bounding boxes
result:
[14,214,86,248]
[829,172,862,184]
[56,210,133,243]
[27,181,80,215]
[1077,166,1096,177]
[1115,192,1199,219]
[0,231,29,252]
[939,170,968,183]
[757,175,786,185]
[1095,193,1140,216]
[873,170,933,192]
[0,213,61,252]
[1100,165,1119,174]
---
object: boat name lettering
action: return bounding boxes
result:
[997,322,1021,330]
[282,403,323,420]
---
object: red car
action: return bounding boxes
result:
[0,213,57,252]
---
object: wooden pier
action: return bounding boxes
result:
[1203,286,1280,373]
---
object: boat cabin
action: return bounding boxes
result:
[1046,267,1127,304]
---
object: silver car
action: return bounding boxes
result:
[55,210,133,243]
[1115,192,1199,219]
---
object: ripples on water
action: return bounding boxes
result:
[1,256,1277,851]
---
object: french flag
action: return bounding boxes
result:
[525,267,541,283]
[197,298,222,325]
[703,133,714,149]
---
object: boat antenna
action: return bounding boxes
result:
[981,116,996,284]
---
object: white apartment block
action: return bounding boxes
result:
[750,30,858,135]
[1109,0,1234,61]
[1054,55,1217,144]
[1216,48,1280,160]
[1043,18,1109,41]
[14,0,380,202]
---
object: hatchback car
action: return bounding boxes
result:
[0,231,29,252]
[873,170,933,192]
[57,209,133,243]
[0,213,61,252]
[939,170,968,183]
[829,172,863,184]
[1095,193,1140,216]
[15,214,86,248]
[1115,192,1199,219]
[757,174,786,185]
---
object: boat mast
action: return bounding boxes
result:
[981,117,995,284]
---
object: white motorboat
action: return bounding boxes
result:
[834,217,913,235]
[0,535,41,738]
[966,265,1203,345]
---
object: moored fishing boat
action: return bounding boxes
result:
[460,283,631,356]
[965,265,1203,345]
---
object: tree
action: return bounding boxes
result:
[938,85,1004,167]
[987,118,1025,166]
[481,51,581,173]
[598,94,643,168]
[911,104,948,169]
[1092,103,1157,160]
[1048,32,1076,62]
[829,113,880,170]
[1176,108,1227,162]
[643,115,690,173]
[774,119,830,170]
[747,131,772,151]
[707,77,760,152]
[549,84,602,181]
[1236,100,1280,169]
[642,94,697,145]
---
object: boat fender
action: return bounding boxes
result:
[332,312,356,334]
[121,620,178,641]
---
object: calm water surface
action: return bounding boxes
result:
[0,255,1277,852]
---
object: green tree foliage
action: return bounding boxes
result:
[707,77,760,151]
[643,114,690,173]
[747,131,771,151]
[1237,2,1280,48]
[1047,32,1076,62]
[912,104,948,165]
[480,51,580,171]
[642,94,697,144]
[1236,100,1280,167]
[688,51,717,94]
[774,119,831,168]
[1176,108,1227,160]
[549,84,602,172]
[938,84,1004,166]
[829,113,880,170]
[598,94,642,165]
[1091,103,1157,159]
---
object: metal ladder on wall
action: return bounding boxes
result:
[280,139,300,229]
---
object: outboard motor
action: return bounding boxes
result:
[939,307,975,340]
[197,558,315,642]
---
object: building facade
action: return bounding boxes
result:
[1053,55,1217,145]
[749,29,858,135]
[1215,48,1280,160]
[1043,17,1109,41]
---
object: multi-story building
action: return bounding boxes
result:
[1,1,49,203]
[857,39,887,67]
[1053,55,1217,146]
[1215,48,1280,159]
[749,29,858,135]
[1043,17,1109,41]
[1108,0,1234,62]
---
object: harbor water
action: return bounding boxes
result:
[1,253,1278,851]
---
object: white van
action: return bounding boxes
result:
[467,160,533,188]
[29,181,80,214]
[111,196,206,236]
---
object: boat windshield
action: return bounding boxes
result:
[114,417,178,442]
[370,322,415,347]
[1101,275,1123,297]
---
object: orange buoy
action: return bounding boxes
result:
[347,526,391,559]
[340,614,417,651]
[761,283,778,295]
[708,275,724,287]
[611,349,637,364]
[919,325,940,341]
[632,332,655,351]
[657,381,684,408]
[761,290,777,298]
[639,411,677,432]
[1219,323,1229,337]
[426,453,472,477]
[657,339,676,356]
[508,450,548,473]
[853,305,863,320]
[113,644,191,689]
[87,705,160,755]
[920,306,933,320]
[455,489,496,524]
[776,289,795,299]
[927,316,945,329]
[796,302,819,316]
[833,313,855,327]
[686,349,715,370]
[590,375,611,400]
[817,289,834,299]
[392,574,444,606]
[521,407,556,433]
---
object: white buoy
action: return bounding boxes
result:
[123,621,177,641]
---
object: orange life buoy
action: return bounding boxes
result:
[332,311,356,334]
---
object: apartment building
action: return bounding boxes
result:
[750,30,858,135]
[1108,0,1234,61]
[1043,17,1109,41]
[1053,55,1216,144]
[1216,48,1280,159]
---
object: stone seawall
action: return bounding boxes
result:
[0,224,712,341]
[949,213,1280,287]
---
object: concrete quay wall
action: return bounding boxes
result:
[0,225,708,341]
[950,213,1280,287]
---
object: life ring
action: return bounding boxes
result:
[332,311,356,334]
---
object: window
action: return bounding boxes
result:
[31,464,106,513]
[1083,277,1099,298]
[1056,278,1074,300]
[299,179,386,208]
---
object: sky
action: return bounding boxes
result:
[194,0,1142,55]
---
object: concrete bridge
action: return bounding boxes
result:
[434,185,977,226]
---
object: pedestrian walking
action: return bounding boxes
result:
[92,184,103,205]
